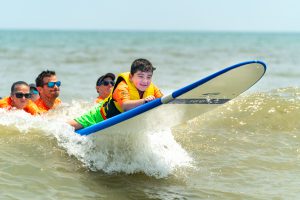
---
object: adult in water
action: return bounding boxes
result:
[0,81,39,115]
[95,73,115,103]
[35,70,61,113]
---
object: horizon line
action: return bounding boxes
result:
[0,28,300,34]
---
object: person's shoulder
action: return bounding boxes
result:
[114,81,129,93]
[34,98,42,105]
[95,97,103,103]
[24,100,40,115]
[0,96,10,101]
[0,97,11,108]
[113,80,130,101]
[34,98,47,112]
[55,98,62,104]
[152,84,163,98]
[0,96,9,102]
[118,80,128,87]
[27,100,38,108]
[151,82,161,91]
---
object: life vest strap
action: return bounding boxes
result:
[100,106,107,120]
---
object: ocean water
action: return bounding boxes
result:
[0,30,300,199]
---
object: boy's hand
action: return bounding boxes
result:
[144,95,155,103]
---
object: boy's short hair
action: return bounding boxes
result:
[35,70,56,87]
[11,81,29,93]
[130,58,156,75]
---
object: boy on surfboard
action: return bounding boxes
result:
[69,58,163,130]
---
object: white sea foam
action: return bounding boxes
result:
[85,128,192,178]
[0,106,193,178]
[51,125,193,178]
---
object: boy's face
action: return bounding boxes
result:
[130,71,153,92]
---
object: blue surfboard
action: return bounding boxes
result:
[76,61,266,136]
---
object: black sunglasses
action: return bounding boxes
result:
[15,92,31,99]
[100,81,115,86]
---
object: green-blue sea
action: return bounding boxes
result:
[0,30,300,199]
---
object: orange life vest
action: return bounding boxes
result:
[95,97,104,104]
[0,97,39,115]
[35,98,61,113]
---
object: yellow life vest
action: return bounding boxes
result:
[101,72,155,118]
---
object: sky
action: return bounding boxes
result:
[0,0,299,32]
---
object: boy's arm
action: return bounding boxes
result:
[114,81,156,111]
[122,84,162,111]
[154,85,163,98]
[122,96,155,111]
[68,103,104,130]
[68,119,83,130]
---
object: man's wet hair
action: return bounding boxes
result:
[11,81,29,93]
[130,58,156,75]
[36,70,56,87]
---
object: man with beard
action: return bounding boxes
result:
[35,70,61,113]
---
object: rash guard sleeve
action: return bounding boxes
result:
[74,102,104,128]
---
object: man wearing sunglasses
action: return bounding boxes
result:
[0,81,39,115]
[95,73,115,103]
[35,70,61,113]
